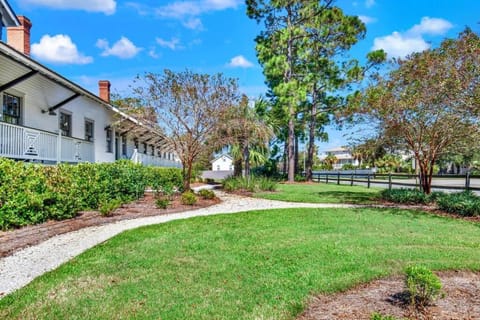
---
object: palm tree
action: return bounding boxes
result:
[323,154,338,170]
[220,95,274,177]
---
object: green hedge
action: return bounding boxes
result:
[0,159,182,230]
[381,188,480,217]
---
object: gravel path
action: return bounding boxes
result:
[0,191,361,297]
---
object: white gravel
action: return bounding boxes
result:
[0,191,360,297]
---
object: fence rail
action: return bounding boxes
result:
[309,171,480,192]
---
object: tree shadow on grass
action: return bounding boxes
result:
[316,191,380,204]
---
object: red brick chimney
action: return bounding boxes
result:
[98,80,111,103]
[7,16,32,56]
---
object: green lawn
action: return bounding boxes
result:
[255,182,381,204]
[1,207,479,320]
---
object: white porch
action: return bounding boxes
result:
[0,121,94,163]
[130,149,181,168]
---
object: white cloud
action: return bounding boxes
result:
[148,48,160,59]
[365,0,375,8]
[18,0,116,15]
[129,0,242,30]
[31,34,93,64]
[358,15,376,24]
[409,17,453,36]
[96,37,142,59]
[183,18,204,30]
[372,32,430,59]
[156,37,182,50]
[228,55,254,68]
[371,16,453,58]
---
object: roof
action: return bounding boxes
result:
[326,147,350,153]
[211,154,233,163]
[0,0,19,28]
[0,41,171,149]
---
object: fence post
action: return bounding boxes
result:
[337,172,340,185]
[367,173,371,188]
[388,173,392,191]
[350,172,354,186]
[465,171,471,191]
[326,173,329,184]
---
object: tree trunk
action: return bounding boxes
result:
[288,116,295,182]
[294,134,299,176]
[183,159,193,192]
[306,92,317,182]
[243,144,251,178]
[418,159,433,194]
[286,4,295,183]
[282,141,288,176]
[233,157,242,177]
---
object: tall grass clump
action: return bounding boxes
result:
[222,175,277,192]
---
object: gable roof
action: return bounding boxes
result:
[0,0,19,28]
[211,154,233,163]
[0,41,172,149]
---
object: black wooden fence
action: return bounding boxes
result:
[308,171,480,192]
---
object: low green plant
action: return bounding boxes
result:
[405,265,442,308]
[98,198,123,216]
[181,191,197,205]
[380,188,430,204]
[436,191,480,216]
[222,176,277,192]
[370,312,400,320]
[294,174,306,182]
[155,198,170,209]
[197,189,215,200]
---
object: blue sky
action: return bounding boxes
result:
[5,0,480,151]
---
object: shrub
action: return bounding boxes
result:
[181,191,197,205]
[405,265,442,308]
[436,191,480,216]
[222,176,277,193]
[294,174,306,182]
[99,198,123,216]
[380,189,430,204]
[0,158,184,230]
[155,198,170,209]
[197,189,215,200]
[370,312,400,320]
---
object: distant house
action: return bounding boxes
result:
[0,9,180,167]
[321,147,358,170]
[211,154,233,171]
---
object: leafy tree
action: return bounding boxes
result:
[220,95,274,177]
[322,154,338,170]
[133,69,240,191]
[350,29,480,193]
[247,0,384,182]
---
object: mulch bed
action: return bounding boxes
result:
[0,192,220,258]
[297,270,480,320]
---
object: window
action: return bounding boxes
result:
[106,127,113,153]
[2,93,21,125]
[143,142,147,154]
[59,112,72,137]
[85,119,94,142]
[121,135,127,156]
[150,145,155,156]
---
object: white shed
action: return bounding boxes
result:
[211,154,233,171]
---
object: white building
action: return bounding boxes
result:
[211,154,233,171]
[0,13,180,167]
[320,147,358,170]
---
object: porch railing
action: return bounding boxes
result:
[131,149,181,168]
[0,121,94,163]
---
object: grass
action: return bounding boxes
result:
[1,207,479,319]
[254,182,381,204]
